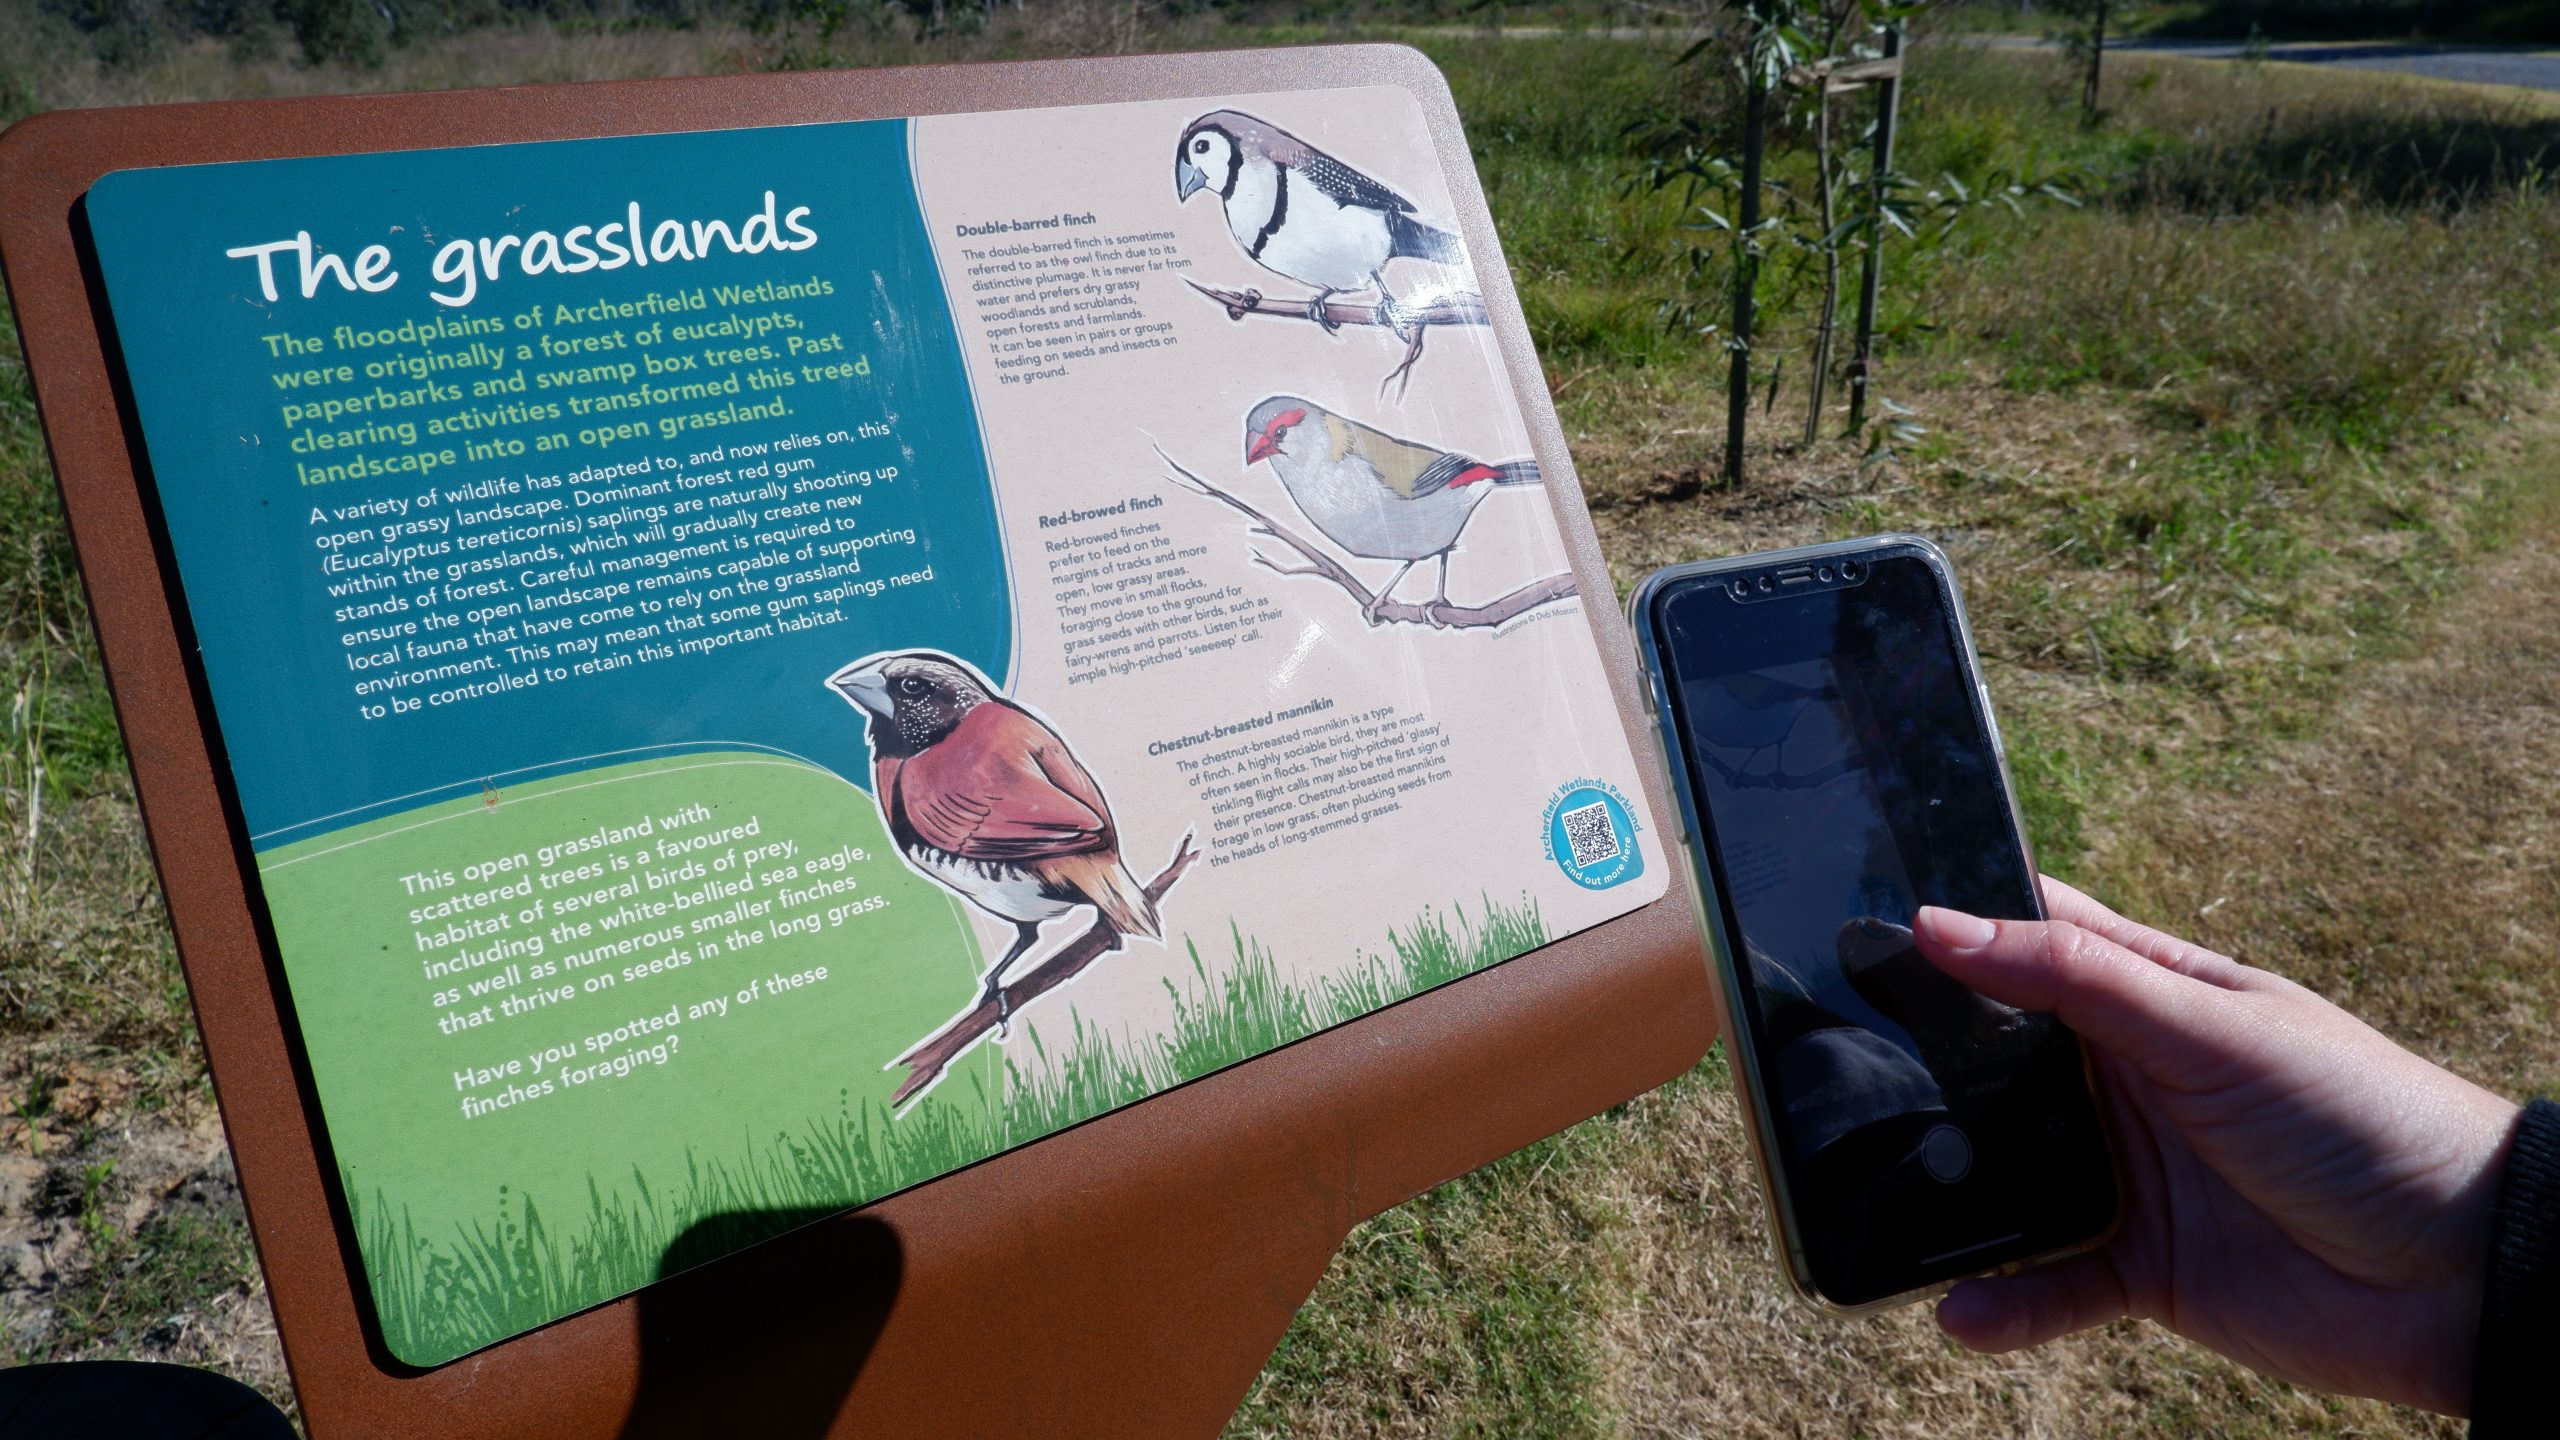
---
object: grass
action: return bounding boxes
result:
[0,7,2555,1435]
[350,896,1543,1365]
[32,1205,260,1357]
[1230,35,2560,1440]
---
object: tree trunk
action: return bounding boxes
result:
[1846,24,1901,434]
[2083,0,2109,121]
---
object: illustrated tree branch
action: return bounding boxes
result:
[889,833,1200,1109]
[1158,450,1578,631]
[1180,277,1492,399]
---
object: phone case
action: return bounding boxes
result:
[1626,533,2117,1316]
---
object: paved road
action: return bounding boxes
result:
[2000,36,2560,93]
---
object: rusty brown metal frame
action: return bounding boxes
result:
[0,45,1715,1438]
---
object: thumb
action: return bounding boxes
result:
[1912,906,2254,1085]
[1936,1251,2129,1353]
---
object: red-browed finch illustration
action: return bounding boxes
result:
[1154,397,1577,632]
[1244,395,1545,625]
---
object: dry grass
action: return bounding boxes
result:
[2113,468,2560,1100]
[1237,405,2560,1440]
[0,4,1258,117]
[0,16,765,111]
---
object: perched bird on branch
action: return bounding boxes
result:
[1243,395,1541,625]
[827,651,1159,1031]
[1175,109,1461,337]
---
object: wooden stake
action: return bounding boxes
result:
[1726,56,1767,486]
[1845,23,1903,435]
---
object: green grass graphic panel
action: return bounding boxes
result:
[255,750,990,1363]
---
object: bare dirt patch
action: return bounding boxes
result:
[0,1076,287,1415]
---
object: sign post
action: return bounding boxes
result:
[0,46,1714,1435]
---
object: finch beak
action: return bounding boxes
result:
[826,659,893,717]
[1246,432,1277,465]
[1176,159,1207,202]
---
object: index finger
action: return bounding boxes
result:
[2037,875,2254,991]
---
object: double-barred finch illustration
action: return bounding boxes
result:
[1175,109,1461,335]
[827,651,1160,1030]
[1243,395,1542,624]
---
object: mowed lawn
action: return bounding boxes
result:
[3,10,2559,1435]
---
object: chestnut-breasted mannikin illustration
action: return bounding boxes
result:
[828,651,1160,1031]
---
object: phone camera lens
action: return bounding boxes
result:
[1756,575,1774,593]
[1727,580,1749,599]
[1816,566,1834,583]
[1840,560,1862,581]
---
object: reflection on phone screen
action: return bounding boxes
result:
[1661,553,2112,1302]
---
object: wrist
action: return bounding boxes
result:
[2465,1098,2560,1426]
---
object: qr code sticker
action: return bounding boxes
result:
[1560,801,1620,869]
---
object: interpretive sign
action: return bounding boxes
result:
[76,82,1665,1364]
[1,47,1713,1436]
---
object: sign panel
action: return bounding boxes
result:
[83,84,1667,1365]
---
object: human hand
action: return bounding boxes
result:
[1913,878,2518,1417]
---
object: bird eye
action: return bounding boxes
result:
[1193,138,1210,155]
[898,676,927,696]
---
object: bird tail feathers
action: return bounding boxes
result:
[1390,212,1463,266]
[1044,851,1162,942]
[1494,460,1543,487]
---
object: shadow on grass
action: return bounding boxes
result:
[2120,102,2560,215]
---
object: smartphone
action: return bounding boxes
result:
[1629,535,2118,1313]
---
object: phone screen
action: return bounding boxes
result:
[1652,548,2115,1306]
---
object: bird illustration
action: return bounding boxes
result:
[1243,395,1542,624]
[826,651,1160,1032]
[1174,109,1461,335]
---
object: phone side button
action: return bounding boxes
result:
[1977,684,2005,758]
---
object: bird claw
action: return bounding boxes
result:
[1307,294,1341,335]
[1380,297,1419,345]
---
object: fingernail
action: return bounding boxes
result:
[1918,906,1997,951]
